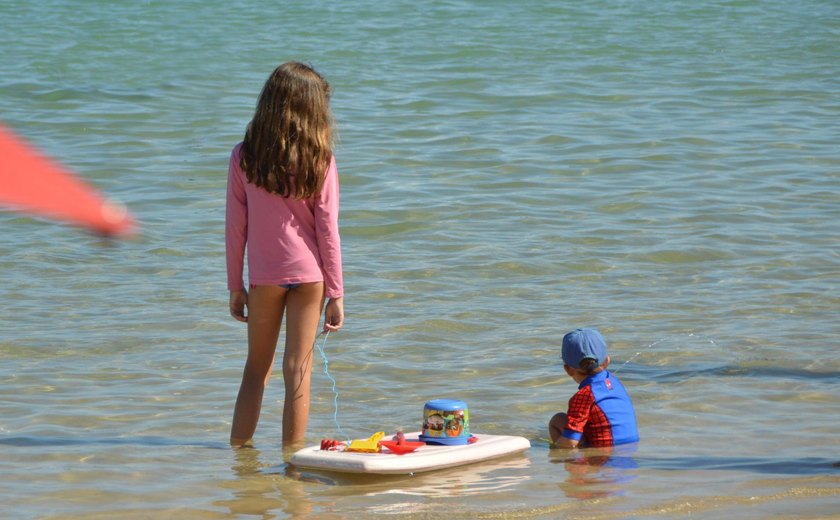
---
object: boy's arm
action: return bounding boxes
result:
[548,412,580,449]
[554,388,593,449]
[553,436,579,449]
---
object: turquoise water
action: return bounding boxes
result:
[1,0,839,518]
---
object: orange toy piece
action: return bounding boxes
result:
[379,440,425,455]
[0,124,136,236]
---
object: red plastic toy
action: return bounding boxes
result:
[320,439,344,451]
[379,440,425,455]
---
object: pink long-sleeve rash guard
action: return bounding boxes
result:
[225,143,344,299]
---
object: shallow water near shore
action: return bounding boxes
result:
[1,0,839,518]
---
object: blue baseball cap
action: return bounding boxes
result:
[561,328,608,369]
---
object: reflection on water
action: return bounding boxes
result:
[356,454,531,517]
[236,450,532,518]
[550,444,639,500]
[363,454,531,499]
[213,447,318,520]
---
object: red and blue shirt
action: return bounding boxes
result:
[563,370,639,447]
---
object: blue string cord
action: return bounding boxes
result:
[612,332,716,374]
[314,331,350,442]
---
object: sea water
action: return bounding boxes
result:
[1,0,838,518]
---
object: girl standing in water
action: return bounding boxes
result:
[226,62,344,447]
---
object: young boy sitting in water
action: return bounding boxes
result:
[549,328,639,449]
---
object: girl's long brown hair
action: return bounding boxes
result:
[240,62,333,199]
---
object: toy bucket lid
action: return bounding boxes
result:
[424,398,468,411]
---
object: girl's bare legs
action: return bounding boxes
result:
[230,286,287,447]
[281,282,324,446]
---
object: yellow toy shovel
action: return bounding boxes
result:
[346,431,385,453]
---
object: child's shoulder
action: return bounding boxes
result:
[603,371,633,396]
[228,142,247,170]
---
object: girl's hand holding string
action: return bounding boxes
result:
[229,289,248,322]
[323,297,344,332]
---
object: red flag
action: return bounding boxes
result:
[0,124,135,236]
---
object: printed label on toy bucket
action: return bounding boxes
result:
[420,399,471,445]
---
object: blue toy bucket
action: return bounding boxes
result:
[419,399,471,445]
